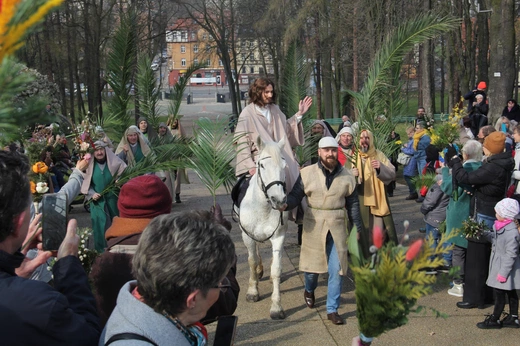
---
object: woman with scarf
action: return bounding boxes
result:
[413,121,431,177]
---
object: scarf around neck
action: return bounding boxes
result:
[413,129,426,150]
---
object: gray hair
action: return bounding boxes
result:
[132,212,235,316]
[462,139,483,161]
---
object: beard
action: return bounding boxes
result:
[321,156,338,170]
[360,144,369,153]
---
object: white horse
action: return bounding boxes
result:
[238,137,289,319]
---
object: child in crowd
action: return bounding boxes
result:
[477,198,520,329]
[420,174,450,274]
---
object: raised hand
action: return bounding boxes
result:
[298,96,313,115]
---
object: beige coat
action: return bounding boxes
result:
[235,103,303,192]
[299,164,356,275]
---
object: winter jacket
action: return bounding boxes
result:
[483,222,520,291]
[401,138,418,177]
[100,281,191,346]
[464,90,487,112]
[449,152,514,217]
[420,183,449,228]
[0,251,100,345]
[502,104,520,123]
[413,134,431,170]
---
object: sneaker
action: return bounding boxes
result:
[419,227,426,233]
[501,313,520,328]
[437,265,451,273]
[415,197,425,203]
[448,283,463,297]
[421,267,437,275]
[476,314,502,329]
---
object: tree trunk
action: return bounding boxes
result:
[314,15,322,119]
[488,0,515,124]
[322,48,333,119]
[476,1,489,83]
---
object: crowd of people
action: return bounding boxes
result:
[3,77,520,345]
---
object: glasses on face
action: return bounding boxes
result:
[212,277,231,292]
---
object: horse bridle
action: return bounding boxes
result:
[256,156,286,201]
[238,156,286,243]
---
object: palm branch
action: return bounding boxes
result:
[346,14,459,158]
[412,171,437,192]
[96,139,192,198]
[136,55,161,129]
[104,11,137,140]
[167,63,205,124]
[187,116,245,207]
[279,41,312,117]
[294,116,320,166]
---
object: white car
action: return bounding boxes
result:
[151,63,159,71]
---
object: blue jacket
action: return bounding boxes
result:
[0,251,100,345]
[413,134,431,164]
[402,138,418,177]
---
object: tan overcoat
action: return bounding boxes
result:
[299,164,356,275]
[235,103,303,192]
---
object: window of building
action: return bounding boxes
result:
[205,71,213,85]
[194,59,198,65]
[259,67,264,75]
[181,59,186,66]
[191,32,196,40]
[241,67,246,73]
[219,59,223,66]
[181,45,186,53]
[206,59,211,66]
[193,44,198,53]
[181,31,187,41]
[241,53,246,61]
[202,33,208,40]
[250,67,254,74]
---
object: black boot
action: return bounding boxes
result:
[175,194,181,203]
[297,224,303,246]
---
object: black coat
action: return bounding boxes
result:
[502,104,520,123]
[0,251,100,345]
[464,90,487,112]
[449,152,514,217]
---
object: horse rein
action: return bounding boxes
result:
[238,156,286,243]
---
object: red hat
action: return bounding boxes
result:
[477,81,487,89]
[118,175,172,218]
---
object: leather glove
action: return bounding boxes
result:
[497,274,507,283]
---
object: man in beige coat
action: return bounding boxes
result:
[282,137,362,325]
[234,78,312,214]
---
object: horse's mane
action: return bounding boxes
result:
[259,141,283,165]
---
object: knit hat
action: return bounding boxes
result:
[319,136,338,148]
[158,122,168,128]
[495,198,520,220]
[477,81,487,89]
[118,175,172,218]
[483,131,506,154]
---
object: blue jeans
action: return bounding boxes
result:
[425,223,452,265]
[477,213,496,230]
[304,232,342,314]
[404,175,417,194]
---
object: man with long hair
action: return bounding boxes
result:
[234,78,312,219]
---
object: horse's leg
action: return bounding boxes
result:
[242,232,260,302]
[269,228,286,319]
[256,245,264,280]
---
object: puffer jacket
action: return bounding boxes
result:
[449,152,514,217]
[420,183,449,227]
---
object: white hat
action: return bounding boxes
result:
[495,198,520,220]
[318,136,338,148]
[335,127,353,142]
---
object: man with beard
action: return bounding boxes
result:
[282,137,362,325]
[116,125,152,165]
[353,129,397,258]
[82,141,126,252]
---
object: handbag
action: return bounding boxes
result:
[397,152,412,165]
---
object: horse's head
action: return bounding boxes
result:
[256,137,287,210]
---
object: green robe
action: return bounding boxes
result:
[90,163,119,252]
[132,144,144,163]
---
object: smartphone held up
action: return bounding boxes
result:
[41,194,68,251]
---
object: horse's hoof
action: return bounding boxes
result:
[246,293,260,302]
[270,310,286,320]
